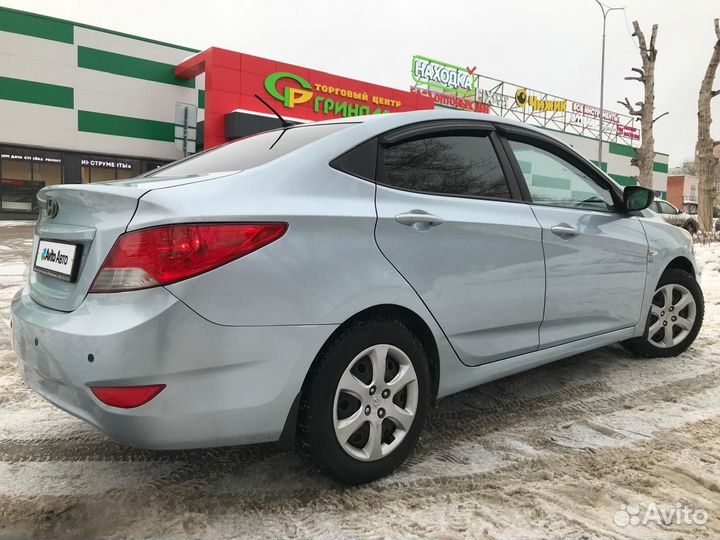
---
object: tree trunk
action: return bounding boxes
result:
[619,22,658,189]
[697,19,720,234]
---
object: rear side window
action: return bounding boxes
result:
[380,134,511,199]
[146,123,352,178]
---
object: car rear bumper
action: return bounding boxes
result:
[11,286,336,449]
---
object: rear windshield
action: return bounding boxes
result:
[146,123,353,178]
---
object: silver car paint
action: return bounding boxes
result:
[31,171,238,312]
[529,205,648,348]
[12,285,338,448]
[11,109,698,450]
[374,185,545,366]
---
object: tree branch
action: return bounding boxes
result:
[712,89,720,98]
[625,76,644,82]
[715,17,719,40]
[631,67,645,77]
[618,98,641,117]
[632,20,647,58]
[652,111,669,124]
[649,24,658,60]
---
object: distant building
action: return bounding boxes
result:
[667,175,699,213]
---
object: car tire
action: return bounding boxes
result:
[622,268,704,358]
[683,221,698,235]
[297,316,431,485]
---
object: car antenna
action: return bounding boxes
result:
[254,94,293,128]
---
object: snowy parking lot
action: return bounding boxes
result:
[1,221,720,539]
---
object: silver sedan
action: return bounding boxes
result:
[11,110,704,484]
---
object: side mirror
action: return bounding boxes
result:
[623,186,654,212]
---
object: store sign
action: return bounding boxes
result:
[616,124,640,140]
[411,87,489,113]
[475,87,508,109]
[1,153,61,164]
[571,102,619,124]
[81,159,132,169]
[265,72,313,109]
[264,72,401,118]
[411,55,476,95]
[515,88,567,113]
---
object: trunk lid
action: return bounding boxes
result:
[29,172,232,311]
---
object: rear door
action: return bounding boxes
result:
[372,121,546,366]
[500,129,648,348]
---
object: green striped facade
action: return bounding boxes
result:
[0,5,204,159]
[546,128,670,199]
[0,5,670,191]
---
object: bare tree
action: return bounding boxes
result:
[618,21,666,188]
[697,18,720,233]
[669,159,698,176]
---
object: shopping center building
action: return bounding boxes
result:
[0,6,669,219]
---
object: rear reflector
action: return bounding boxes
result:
[91,384,166,408]
[90,223,287,292]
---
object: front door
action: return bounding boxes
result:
[373,124,546,366]
[505,137,649,348]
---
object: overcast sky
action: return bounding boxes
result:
[3,0,719,166]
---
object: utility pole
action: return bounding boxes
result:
[595,0,624,168]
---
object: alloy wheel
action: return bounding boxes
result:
[333,344,419,461]
[647,283,697,348]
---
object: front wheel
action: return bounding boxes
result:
[622,268,704,357]
[298,317,431,484]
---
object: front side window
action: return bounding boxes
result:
[381,133,511,199]
[509,140,616,212]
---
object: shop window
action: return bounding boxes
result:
[0,148,63,213]
[91,167,116,182]
[32,162,62,187]
[117,168,135,180]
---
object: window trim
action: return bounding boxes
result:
[329,136,379,182]
[373,121,524,203]
[495,124,626,213]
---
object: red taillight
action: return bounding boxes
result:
[91,384,166,408]
[90,223,287,292]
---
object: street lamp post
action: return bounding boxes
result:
[595,0,624,168]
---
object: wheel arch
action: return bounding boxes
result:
[279,303,441,449]
[314,304,440,404]
[664,255,696,278]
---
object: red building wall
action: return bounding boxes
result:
[666,176,684,209]
[175,48,435,149]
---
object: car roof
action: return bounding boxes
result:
[309,108,557,144]
[317,108,541,131]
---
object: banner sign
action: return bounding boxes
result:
[411,55,477,97]
[616,124,640,140]
[417,60,642,145]
[411,87,489,113]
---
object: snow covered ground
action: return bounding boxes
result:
[1,222,719,539]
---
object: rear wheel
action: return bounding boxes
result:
[298,317,431,484]
[622,268,704,357]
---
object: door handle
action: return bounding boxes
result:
[395,212,445,227]
[550,225,580,238]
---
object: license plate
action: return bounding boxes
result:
[34,239,81,282]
